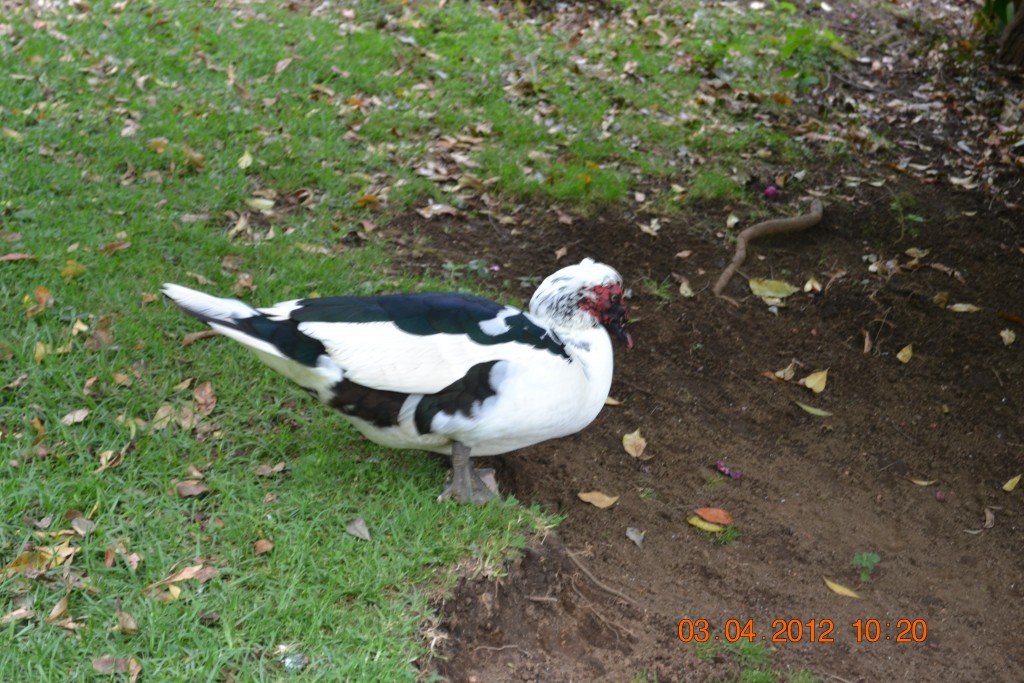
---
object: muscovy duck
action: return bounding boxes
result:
[162,259,630,503]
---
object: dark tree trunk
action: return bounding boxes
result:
[1000,3,1024,67]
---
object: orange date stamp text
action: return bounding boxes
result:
[677,618,928,644]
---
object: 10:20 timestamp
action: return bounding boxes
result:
[677,618,927,644]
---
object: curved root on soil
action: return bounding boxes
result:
[713,199,824,303]
[567,549,640,610]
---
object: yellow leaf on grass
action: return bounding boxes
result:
[46,593,69,624]
[897,344,913,363]
[237,148,253,169]
[3,549,52,577]
[622,429,649,460]
[799,369,828,394]
[695,507,734,525]
[823,577,861,599]
[795,401,832,417]
[687,515,724,533]
[749,278,799,299]
[246,197,275,211]
[60,259,87,280]
[578,491,619,509]
[1003,474,1021,493]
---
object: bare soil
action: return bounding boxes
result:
[405,2,1024,681]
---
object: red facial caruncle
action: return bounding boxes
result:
[580,283,632,348]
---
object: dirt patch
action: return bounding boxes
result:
[394,3,1024,681]
[406,172,1021,681]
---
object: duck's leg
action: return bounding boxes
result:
[438,441,498,504]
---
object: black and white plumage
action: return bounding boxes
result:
[162,259,630,503]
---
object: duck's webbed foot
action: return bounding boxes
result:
[438,441,498,504]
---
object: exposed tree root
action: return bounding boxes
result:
[713,199,825,302]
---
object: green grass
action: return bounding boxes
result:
[695,641,818,683]
[1,0,842,679]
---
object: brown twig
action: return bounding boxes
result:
[566,549,640,610]
[713,199,825,300]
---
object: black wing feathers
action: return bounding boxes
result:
[414,361,500,434]
[289,293,568,357]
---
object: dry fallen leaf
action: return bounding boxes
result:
[100,240,132,256]
[908,478,938,487]
[625,527,645,547]
[61,408,90,426]
[0,252,37,262]
[1003,474,1021,493]
[947,302,981,313]
[774,361,797,382]
[638,218,661,237]
[695,507,734,525]
[687,515,725,533]
[193,381,216,416]
[92,656,141,683]
[1,607,34,625]
[46,593,69,624]
[71,517,96,536]
[795,401,833,417]
[799,369,828,394]
[346,517,371,541]
[254,461,287,477]
[174,481,209,498]
[3,549,52,577]
[823,577,861,599]
[254,539,274,556]
[604,396,624,406]
[897,344,913,363]
[273,56,294,75]
[577,491,619,509]
[622,429,649,460]
[246,197,275,211]
[1000,329,1016,346]
[182,330,219,347]
[115,597,139,636]
[60,259,87,280]
[145,564,218,592]
[151,403,176,430]
[749,278,799,299]
[237,148,253,169]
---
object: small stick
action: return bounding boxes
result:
[713,199,825,298]
[566,549,640,610]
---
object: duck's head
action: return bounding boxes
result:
[529,258,632,348]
